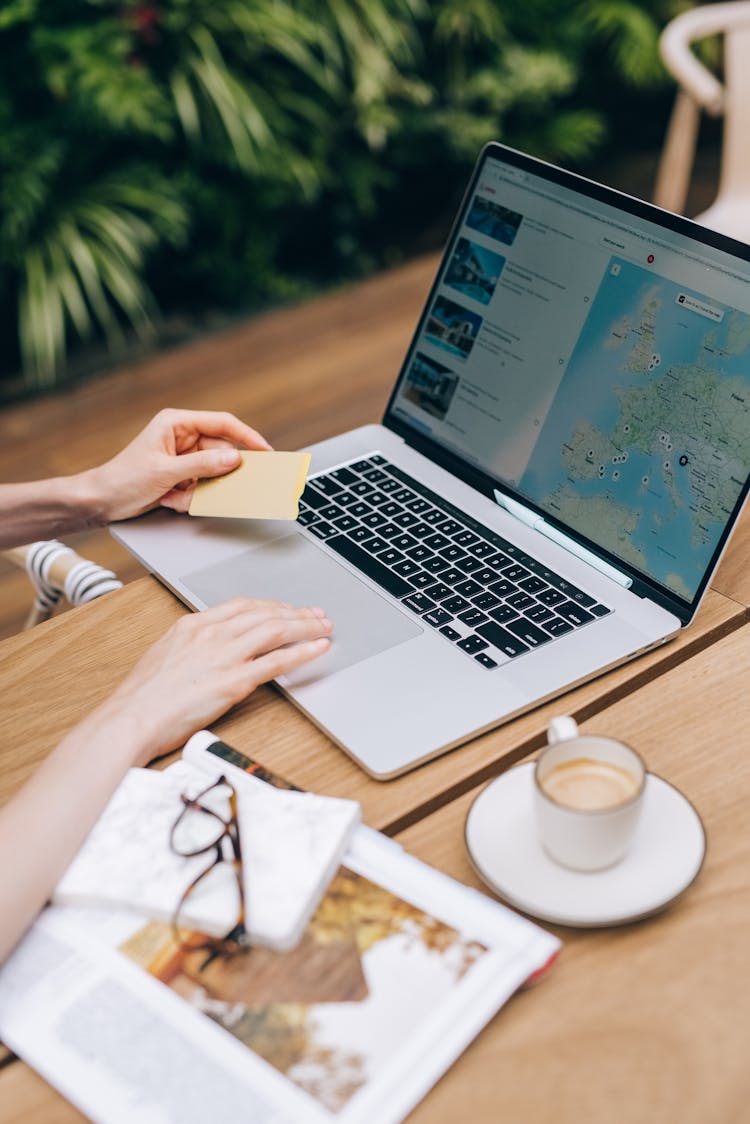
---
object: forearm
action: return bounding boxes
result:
[0,473,105,550]
[0,705,155,964]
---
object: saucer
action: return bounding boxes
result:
[465,763,706,927]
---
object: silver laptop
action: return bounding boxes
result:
[113,143,750,778]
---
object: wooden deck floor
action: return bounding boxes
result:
[0,254,439,640]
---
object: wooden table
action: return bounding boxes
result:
[1,568,750,1121]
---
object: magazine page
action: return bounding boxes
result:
[0,825,559,1124]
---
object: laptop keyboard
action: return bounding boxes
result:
[297,454,611,670]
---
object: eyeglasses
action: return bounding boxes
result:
[169,775,250,970]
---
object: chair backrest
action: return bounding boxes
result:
[654,2,750,239]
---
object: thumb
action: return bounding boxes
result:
[168,447,241,482]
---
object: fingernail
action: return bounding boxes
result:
[220,449,240,465]
[311,606,327,618]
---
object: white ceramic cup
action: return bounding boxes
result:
[533,716,646,872]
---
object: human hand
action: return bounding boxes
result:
[96,598,333,765]
[87,408,272,522]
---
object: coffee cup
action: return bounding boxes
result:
[533,716,646,871]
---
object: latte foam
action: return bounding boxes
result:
[539,757,640,810]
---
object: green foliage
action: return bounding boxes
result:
[0,0,695,390]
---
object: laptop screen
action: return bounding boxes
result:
[386,143,750,612]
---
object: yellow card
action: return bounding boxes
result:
[188,451,311,521]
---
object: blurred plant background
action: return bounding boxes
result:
[0,0,699,397]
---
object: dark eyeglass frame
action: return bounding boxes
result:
[169,775,250,967]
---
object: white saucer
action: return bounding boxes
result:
[465,763,706,927]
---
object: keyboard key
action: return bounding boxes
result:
[393,488,417,503]
[309,520,337,540]
[310,475,343,496]
[406,545,433,563]
[410,521,434,538]
[348,525,372,542]
[363,468,389,483]
[489,604,519,624]
[406,498,431,514]
[454,530,480,547]
[438,545,466,563]
[456,556,484,574]
[439,567,466,585]
[488,578,516,598]
[555,601,595,626]
[458,608,489,627]
[411,571,438,590]
[504,564,531,582]
[349,501,373,518]
[423,582,452,601]
[537,587,566,607]
[370,454,387,465]
[474,652,498,669]
[473,591,501,611]
[485,552,511,570]
[468,541,495,559]
[330,466,358,486]
[422,508,446,525]
[590,603,611,617]
[439,624,461,641]
[458,635,489,655]
[402,592,436,614]
[360,534,388,553]
[475,622,529,658]
[366,491,393,507]
[350,459,374,473]
[505,619,553,648]
[362,511,387,528]
[393,559,421,578]
[332,514,358,531]
[335,491,361,508]
[380,478,402,494]
[436,519,463,536]
[326,535,412,597]
[302,485,330,510]
[544,617,574,637]
[443,595,470,614]
[525,604,554,623]
[392,533,418,551]
[455,578,483,598]
[297,509,318,526]
[423,556,449,574]
[380,501,403,518]
[473,568,498,585]
[350,480,375,496]
[519,576,546,594]
[379,548,405,566]
[507,591,534,610]
[394,511,420,528]
[424,532,451,550]
[378,522,402,539]
[317,503,343,522]
[423,608,453,628]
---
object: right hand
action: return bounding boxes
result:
[97,599,333,764]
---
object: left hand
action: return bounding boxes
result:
[88,408,272,521]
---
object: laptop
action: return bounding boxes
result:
[113,142,750,778]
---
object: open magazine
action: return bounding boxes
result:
[0,736,560,1124]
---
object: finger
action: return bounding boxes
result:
[164,410,273,451]
[194,597,295,626]
[238,614,333,659]
[244,636,332,688]
[166,448,242,482]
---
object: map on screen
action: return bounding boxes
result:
[520,257,750,601]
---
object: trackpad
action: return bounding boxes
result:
[181,533,422,680]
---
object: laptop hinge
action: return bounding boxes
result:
[493,490,633,589]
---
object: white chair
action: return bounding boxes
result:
[653,2,750,242]
[5,541,122,629]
